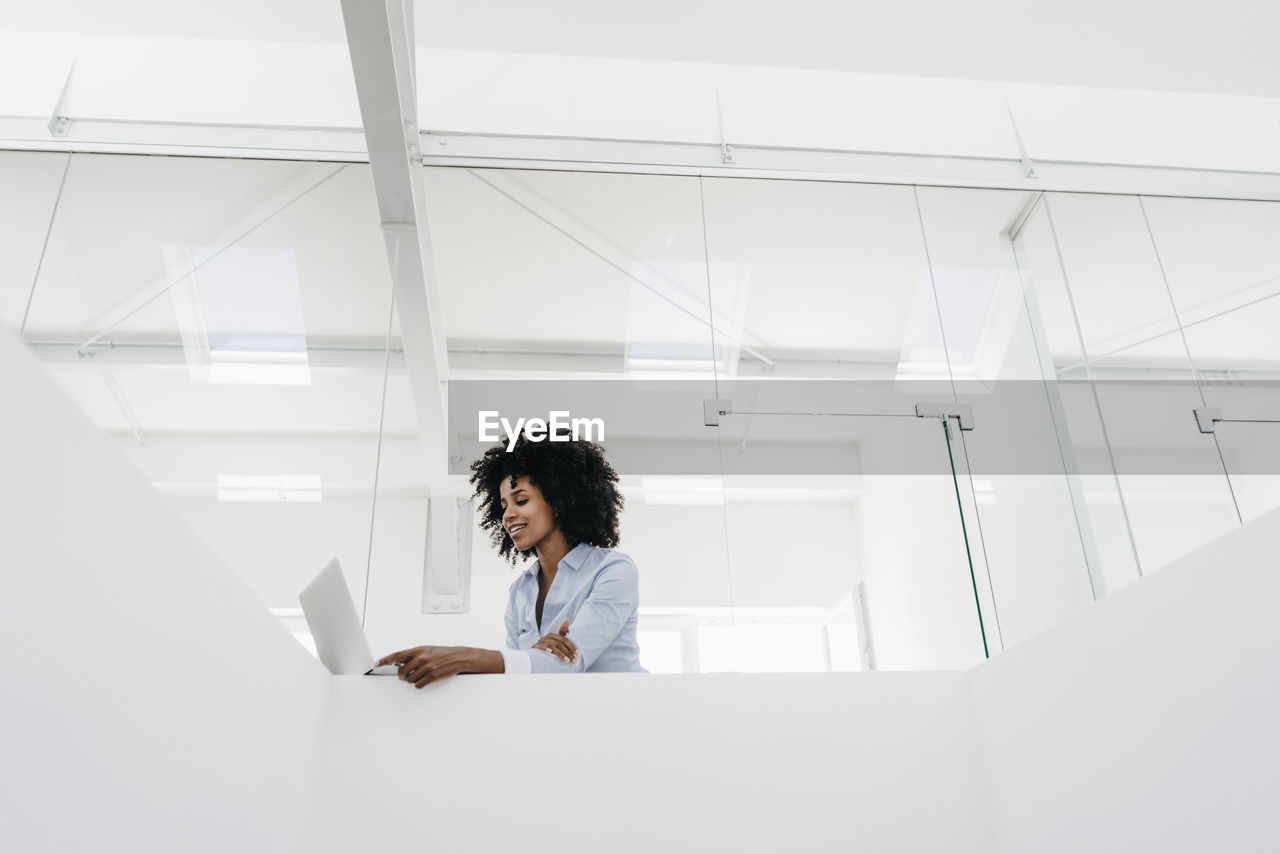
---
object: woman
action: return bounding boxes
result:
[376,431,644,687]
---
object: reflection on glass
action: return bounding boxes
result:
[1012,200,1143,595]
[166,245,312,386]
[1014,192,1243,579]
[1086,332,1242,571]
[425,166,721,375]
[20,153,394,608]
[0,151,69,331]
[1040,192,1184,359]
[916,185,1097,649]
[1139,195,1280,521]
[1137,196,1280,358]
[701,177,946,384]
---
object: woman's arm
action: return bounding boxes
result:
[376,570,530,688]
[376,646,505,688]
[532,620,579,663]
[378,556,636,684]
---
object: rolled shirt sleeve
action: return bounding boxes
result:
[499,646,533,674]
[501,592,533,674]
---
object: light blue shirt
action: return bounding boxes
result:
[500,543,645,674]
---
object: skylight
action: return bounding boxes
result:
[896,266,998,380]
[166,245,312,385]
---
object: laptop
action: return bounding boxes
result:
[299,558,400,676]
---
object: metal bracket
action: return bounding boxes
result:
[704,398,732,427]
[1006,103,1037,179]
[75,341,115,360]
[915,403,975,431]
[1194,406,1223,434]
[48,63,75,138]
[716,91,735,164]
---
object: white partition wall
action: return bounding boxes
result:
[0,326,330,853]
[969,504,1280,854]
[307,672,994,854]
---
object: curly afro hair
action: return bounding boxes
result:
[469,430,624,565]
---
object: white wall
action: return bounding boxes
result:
[306,672,995,854]
[970,504,1280,853]
[0,326,329,853]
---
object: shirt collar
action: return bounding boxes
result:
[524,542,593,574]
[560,542,592,571]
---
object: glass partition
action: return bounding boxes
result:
[419,166,732,673]
[354,297,426,653]
[1011,192,1242,580]
[10,148,1277,671]
[915,186,1097,649]
[1208,422,1280,522]
[0,151,69,330]
[700,177,947,384]
[1139,196,1280,522]
[697,177,991,667]
[716,411,988,671]
[19,153,394,611]
[1010,198,1145,595]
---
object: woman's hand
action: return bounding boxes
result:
[532,619,579,664]
[377,645,477,688]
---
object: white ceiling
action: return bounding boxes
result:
[2,0,1278,97]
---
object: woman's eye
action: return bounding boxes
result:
[516,500,527,506]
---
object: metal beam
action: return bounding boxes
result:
[7,119,1280,202]
[342,0,464,614]
[340,0,448,481]
[0,118,369,162]
[422,132,1280,203]
[26,340,403,373]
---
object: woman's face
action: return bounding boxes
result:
[499,476,556,551]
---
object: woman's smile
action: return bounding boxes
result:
[500,476,556,549]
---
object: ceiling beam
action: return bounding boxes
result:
[423,133,1280,203]
[342,0,465,614]
[26,340,404,373]
[340,0,449,483]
